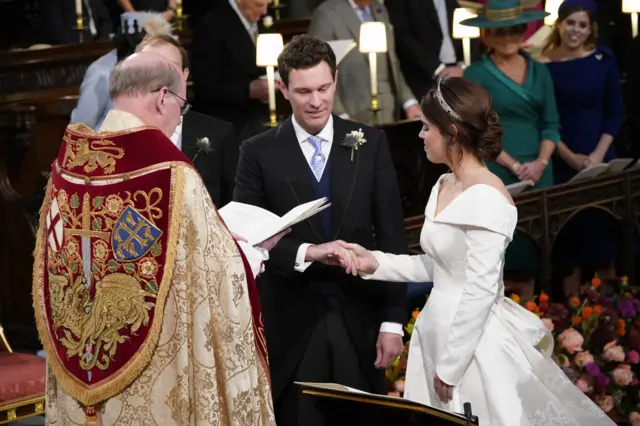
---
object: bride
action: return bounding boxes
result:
[330,77,614,425]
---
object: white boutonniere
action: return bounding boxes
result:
[262,15,274,28]
[192,137,212,162]
[340,129,366,162]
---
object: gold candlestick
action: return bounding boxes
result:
[370,93,380,126]
[175,3,184,32]
[272,0,282,21]
[73,13,85,43]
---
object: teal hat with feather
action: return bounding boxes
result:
[458,0,549,28]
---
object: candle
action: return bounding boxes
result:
[633,12,639,38]
[368,52,377,96]
[75,0,82,15]
[266,66,276,113]
[462,38,471,67]
[176,0,181,4]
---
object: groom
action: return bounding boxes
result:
[234,35,408,426]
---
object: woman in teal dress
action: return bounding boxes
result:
[461,0,560,297]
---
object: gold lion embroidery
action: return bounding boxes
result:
[62,135,125,174]
[49,272,156,374]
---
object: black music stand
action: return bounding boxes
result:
[297,382,479,426]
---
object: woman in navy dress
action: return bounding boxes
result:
[539,0,623,295]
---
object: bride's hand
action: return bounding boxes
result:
[330,242,379,276]
[434,373,454,403]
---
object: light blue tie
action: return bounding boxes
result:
[358,7,374,22]
[308,135,325,181]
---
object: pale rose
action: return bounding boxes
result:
[629,412,640,425]
[612,364,633,386]
[542,318,554,333]
[575,377,592,393]
[558,328,584,354]
[394,380,405,393]
[603,341,626,362]
[574,351,594,369]
[595,395,614,413]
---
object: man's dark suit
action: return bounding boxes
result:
[182,111,239,207]
[385,0,464,100]
[190,1,268,139]
[234,115,408,426]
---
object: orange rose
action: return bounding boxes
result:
[594,305,603,315]
[591,276,601,289]
[539,293,549,303]
[569,297,581,308]
[582,307,594,319]
[573,316,582,326]
[411,309,420,321]
[525,301,538,313]
[511,294,521,304]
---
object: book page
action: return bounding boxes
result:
[506,180,534,196]
[570,163,608,182]
[607,158,634,174]
[218,202,281,244]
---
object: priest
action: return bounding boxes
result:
[33,51,277,426]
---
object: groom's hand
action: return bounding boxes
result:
[375,332,403,369]
[305,241,350,266]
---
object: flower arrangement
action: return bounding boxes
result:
[386,309,418,396]
[387,276,640,424]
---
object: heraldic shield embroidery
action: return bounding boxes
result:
[33,130,183,406]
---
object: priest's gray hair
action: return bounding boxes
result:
[109,59,182,98]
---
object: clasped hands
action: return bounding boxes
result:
[305,240,378,276]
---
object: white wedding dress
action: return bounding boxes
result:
[363,174,614,426]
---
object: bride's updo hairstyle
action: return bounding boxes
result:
[421,77,503,163]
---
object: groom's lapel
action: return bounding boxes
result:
[180,114,198,161]
[330,115,360,238]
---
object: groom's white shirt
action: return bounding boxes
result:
[291,114,403,336]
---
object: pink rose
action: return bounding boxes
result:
[394,380,405,393]
[595,395,614,413]
[558,328,584,354]
[629,350,640,364]
[542,318,554,332]
[603,341,626,362]
[629,412,640,425]
[613,364,633,386]
[575,376,592,393]
[574,351,594,369]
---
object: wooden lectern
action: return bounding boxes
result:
[297,382,479,426]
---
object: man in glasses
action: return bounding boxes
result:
[136,33,240,208]
[34,51,277,425]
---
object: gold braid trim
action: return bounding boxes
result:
[486,5,523,21]
[33,163,187,407]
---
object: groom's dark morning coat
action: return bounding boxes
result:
[233,115,408,419]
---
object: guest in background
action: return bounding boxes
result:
[539,0,623,295]
[308,0,421,125]
[69,13,171,130]
[116,0,177,21]
[191,0,271,139]
[384,0,465,101]
[462,0,559,299]
[289,0,327,18]
[41,0,113,45]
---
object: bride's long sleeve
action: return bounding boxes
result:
[360,251,433,283]
[435,227,506,387]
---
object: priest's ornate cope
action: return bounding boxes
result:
[33,121,273,425]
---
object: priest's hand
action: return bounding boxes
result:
[433,373,454,403]
[230,232,248,243]
[257,228,291,252]
[375,332,403,369]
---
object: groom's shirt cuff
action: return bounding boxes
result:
[294,243,314,272]
[380,322,404,336]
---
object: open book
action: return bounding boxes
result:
[570,158,640,182]
[260,39,357,81]
[218,198,331,246]
[295,382,478,424]
[506,179,535,196]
